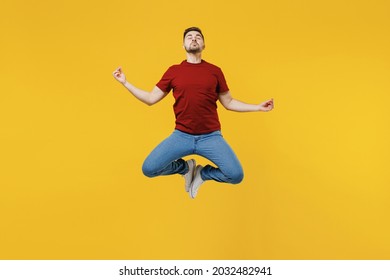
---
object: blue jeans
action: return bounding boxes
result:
[142,130,243,184]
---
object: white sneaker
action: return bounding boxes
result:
[183,159,196,192]
[189,165,204,199]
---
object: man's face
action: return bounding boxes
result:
[183,31,205,54]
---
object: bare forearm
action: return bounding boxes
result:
[224,98,262,112]
[113,67,165,105]
[122,81,154,105]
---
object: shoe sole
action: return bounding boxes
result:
[185,159,196,192]
[190,165,203,199]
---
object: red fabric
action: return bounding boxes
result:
[156,60,229,134]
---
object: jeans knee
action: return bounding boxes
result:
[229,170,244,184]
[142,161,157,178]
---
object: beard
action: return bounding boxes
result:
[185,42,202,54]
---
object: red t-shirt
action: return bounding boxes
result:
[156,60,229,134]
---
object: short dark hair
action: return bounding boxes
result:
[183,27,204,41]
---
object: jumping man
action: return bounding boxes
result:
[113,27,274,198]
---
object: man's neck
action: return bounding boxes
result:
[186,52,202,64]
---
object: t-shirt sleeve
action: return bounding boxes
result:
[216,68,229,93]
[156,67,174,93]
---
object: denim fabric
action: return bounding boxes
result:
[142,130,243,184]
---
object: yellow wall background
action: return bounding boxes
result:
[1,0,389,259]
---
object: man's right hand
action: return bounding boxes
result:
[113,67,126,84]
